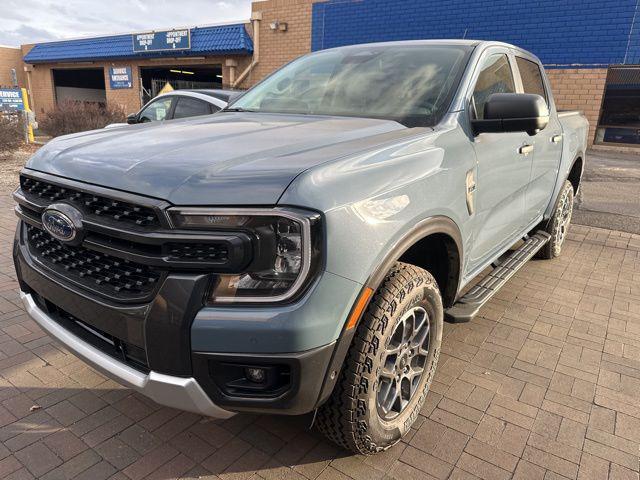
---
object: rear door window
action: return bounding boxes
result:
[516,57,547,104]
[173,97,212,119]
[471,54,516,119]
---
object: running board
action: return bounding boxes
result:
[445,231,551,323]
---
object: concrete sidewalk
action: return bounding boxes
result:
[574,149,640,235]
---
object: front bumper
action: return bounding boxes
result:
[14,219,358,416]
[21,291,235,418]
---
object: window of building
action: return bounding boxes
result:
[471,54,516,119]
[596,67,640,145]
[52,68,106,104]
[516,57,547,103]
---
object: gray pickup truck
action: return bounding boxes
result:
[13,40,587,454]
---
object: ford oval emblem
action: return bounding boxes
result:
[42,209,77,242]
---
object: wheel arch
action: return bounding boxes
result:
[314,215,463,409]
[365,215,464,308]
[567,155,584,194]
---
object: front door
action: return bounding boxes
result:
[468,52,533,270]
[514,56,563,222]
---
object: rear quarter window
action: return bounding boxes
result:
[516,57,547,104]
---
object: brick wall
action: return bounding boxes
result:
[0,46,25,87]
[14,0,621,148]
[22,45,56,115]
[100,56,246,114]
[23,53,248,116]
[241,0,316,87]
[546,68,608,146]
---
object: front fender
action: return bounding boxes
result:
[279,124,474,288]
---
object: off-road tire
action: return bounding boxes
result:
[315,262,443,454]
[539,180,574,259]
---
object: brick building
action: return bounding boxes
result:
[0,45,25,87]
[2,0,640,147]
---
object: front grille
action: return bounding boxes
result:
[36,295,149,373]
[17,174,253,303]
[27,225,162,301]
[20,176,161,228]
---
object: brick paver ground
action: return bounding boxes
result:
[1,187,639,480]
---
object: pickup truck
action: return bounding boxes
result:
[13,40,587,454]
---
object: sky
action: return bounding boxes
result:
[0,0,253,46]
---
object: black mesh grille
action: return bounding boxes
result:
[20,176,160,228]
[167,242,229,262]
[27,225,162,300]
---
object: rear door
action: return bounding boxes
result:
[514,55,563,222]
[171,96,215,120]
[468,50,533,269]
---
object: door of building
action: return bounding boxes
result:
[596,66,640,146]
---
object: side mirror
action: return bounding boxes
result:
[472,93,549,136]
[126,113,139,124]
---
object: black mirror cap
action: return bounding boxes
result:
[126,113,138,124]
[473,93,550,136]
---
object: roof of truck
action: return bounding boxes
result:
[319,39,520,50]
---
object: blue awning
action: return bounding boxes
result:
[24,24,253,63]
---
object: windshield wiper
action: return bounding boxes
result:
[222,107,257,113]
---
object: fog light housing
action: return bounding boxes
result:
[245,367,266,384]
[205,361,291,397]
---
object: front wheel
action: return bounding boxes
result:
[539,180,574,259]
[316,263,443,454]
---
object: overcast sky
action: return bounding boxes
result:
[0,0,253,46]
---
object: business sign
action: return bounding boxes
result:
[132,29,191,52]
[109,66,133,89]
[0,88,25,111]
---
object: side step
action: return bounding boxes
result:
[445,231,551,323]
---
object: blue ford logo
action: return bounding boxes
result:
[41,204,83,243]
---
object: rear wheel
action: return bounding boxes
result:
[316,263,443,454]
[539,180,574,259]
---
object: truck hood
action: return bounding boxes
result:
[26,112,409,205]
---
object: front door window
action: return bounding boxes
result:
[138,97,173,122]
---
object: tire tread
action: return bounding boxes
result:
[316,262,439,454]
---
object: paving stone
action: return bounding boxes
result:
[42,429,88,461]
[122,444,179,480]
[464,438,519,472]
[94,437,139,470]
[14,443,62,478]
[456,451,511,480]
[39,450,101,480]
[522,445,579,479]
[513,459,546,480]
[399,445,453,479]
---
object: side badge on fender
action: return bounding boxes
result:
[465,169,476,216]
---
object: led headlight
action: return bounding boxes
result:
[168,208,321,303]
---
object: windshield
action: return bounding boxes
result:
[230,44,472,127]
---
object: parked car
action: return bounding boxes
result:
[14,40,587,454]
[105,89,241,128]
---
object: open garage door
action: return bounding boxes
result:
[596,66,640,146]
[140,65,222,104]
[53,68,106,104]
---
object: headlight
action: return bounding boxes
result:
[168,208,321,303]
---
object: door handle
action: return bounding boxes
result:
[519,144,534,156]
[551,134,563,144]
